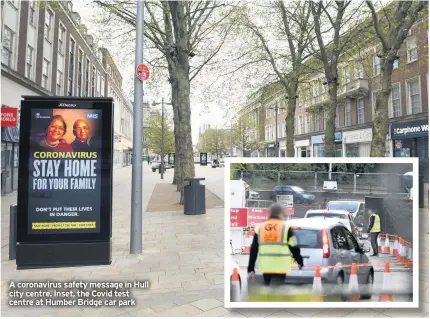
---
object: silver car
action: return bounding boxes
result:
[255,218,373,299]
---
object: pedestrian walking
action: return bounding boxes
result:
[367,209,381,256]
[247,203,303,287]
[147,157,150,165]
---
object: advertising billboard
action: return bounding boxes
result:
[16,97,113,269]
[200,152,208,165]
[168,152,175,165]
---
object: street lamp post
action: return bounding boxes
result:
[267,100,287,157]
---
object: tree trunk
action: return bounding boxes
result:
[172,81,180,185]
[371,59,393,156]
[324,80,338,157]
[286,82,298,157]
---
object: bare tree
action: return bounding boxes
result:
[365,1,427,156]
[311,1,368,157]
[94,0,235,203]
[229,0,315,157]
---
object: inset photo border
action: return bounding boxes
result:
[224,157,419,308]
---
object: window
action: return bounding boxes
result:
[330,226,349,250]
[343,228,359,251]
[58,25,66,55]
[2,26,14,67]
[305,114,310,133]
[315,113,320,132]
[29,0,36,26]
[407,79,421,114]
[85,58,90,96]
[101,77,105,97]
[389,83,401,118]
[323,110,327,130]
[372,55,380,76]
[406,36,418,63]
[68,39,75,96]
[42,58,50,89]
[335,106,339,128]
[91,66,96,96]
[299,116,304,134]
[355,63,364,79]
[77,50,83,96]
[344,101,351,126]
[26,45,34,79]
[393,59,399,70]
[96,71,100,96]
[56,70,63,95]
[357,98,365,124]
[45,9,53,41]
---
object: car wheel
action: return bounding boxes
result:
[360,270,373,300]
[335,273,347,301]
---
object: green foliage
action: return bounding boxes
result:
[230,163,255,179]
[144,111,175,155]
[198,128,229,156]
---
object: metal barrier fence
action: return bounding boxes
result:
[233,169,406,194]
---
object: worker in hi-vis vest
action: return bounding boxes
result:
[367,209,381,256]
[247,203,304,286]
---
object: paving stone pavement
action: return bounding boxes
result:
[1,164,429,317]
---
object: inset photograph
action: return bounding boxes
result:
[225,158,418,308]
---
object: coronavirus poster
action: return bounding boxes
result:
[27,108,103,234]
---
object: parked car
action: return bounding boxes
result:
[304,209,362,240]
[151,161,171,172]
[230,258,247,302]
[254,218,373,300]
[326,200,365,226]
[271,185,315,204]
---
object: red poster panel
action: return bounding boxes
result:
[247,208,269,227]
[230,208,248,228]
[285,207,294,215]
[1,107,18,127]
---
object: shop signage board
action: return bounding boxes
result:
[1,107,18,127]
[312,132,342,144]
[391,120,429,139]
[16,96,114,269]
[230,208,248,228]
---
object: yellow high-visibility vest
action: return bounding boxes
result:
[255,219,295,274]
[369,214,380,233]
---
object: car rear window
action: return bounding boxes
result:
[306,213,347,219]
[290,229,322,249]
[327,202,358,213]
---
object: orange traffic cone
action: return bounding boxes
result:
[243,231,254,254]
[383,234,390,254]
[348,264,360,302]
[379,262,393,302]
[392,235,399,258]
[377,234,382,253]
[406,241,413,268]
[311,266,324,302]
[231,268,241,302]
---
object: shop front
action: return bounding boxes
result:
[279,140,286,157]
[391,119,429,182]
[265,143,276,157]
[1,127,19,196]
[311,132,343,157]
[343,128,372,157]
[294,139,311,157]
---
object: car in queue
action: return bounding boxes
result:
[253,218,373,300]
[271,185,315,204]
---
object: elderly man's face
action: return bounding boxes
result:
[75,121,90,141]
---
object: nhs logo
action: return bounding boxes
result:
[86,113,98,119]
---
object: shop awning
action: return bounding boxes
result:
[1,127,19,143]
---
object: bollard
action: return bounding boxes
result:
[9,204,18,260]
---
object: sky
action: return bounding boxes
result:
[72,1,228,145]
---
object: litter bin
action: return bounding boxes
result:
[184,177,206,215]
[419,175,424,208]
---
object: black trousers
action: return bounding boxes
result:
[263,274,286,286]
[370,232,380,255]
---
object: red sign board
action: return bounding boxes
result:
[136,64,150,81]
[1,107,18,127]
[285,207,294,215]
[247,208,270,227]
[230,208,248,228]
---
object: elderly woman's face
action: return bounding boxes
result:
[47,119,65,141]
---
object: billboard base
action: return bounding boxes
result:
[16,240,112,270]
